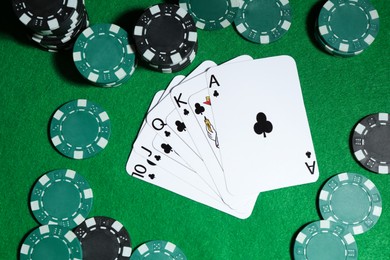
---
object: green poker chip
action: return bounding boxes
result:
[130,240,187,260]
[20,225,82,260]
[30,169,93,228]
[73,23,137,86]
[94,63,137,88]
[314,21,361,57]
[318,172,382,235]
[294,220,358,260]
[49,99,111,159]
[317,0,380,54]
[234,0,292,44]
[179,0,240,30]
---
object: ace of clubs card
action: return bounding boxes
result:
[206,55,319,196]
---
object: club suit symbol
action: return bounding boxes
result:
[254,112,273,137]
[161,143,173,154]
[194,103,205,115]
[175,120,186,132]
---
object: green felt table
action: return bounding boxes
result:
[1,0,389,259]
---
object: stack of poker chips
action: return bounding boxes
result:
[73,24,137,87]
[12,0,89,52]
[133,3,198,73]
[315,0,380,57]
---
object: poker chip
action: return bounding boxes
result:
[149,41,198,74]
[12,0,78,31]
[318,173,382,235]
[73,24,137,87]
[179,0,240,30]
[12,0,89,51]
[20,225,82,260]
[49,99,111,159]
[94,63,137,88]
[73,216,132,260]
[234,0,292,44]
[133,3,198,72]
[317,0,380,56]
[29,10,89,50]
[351,113,390,173]
[30,169,93,228]
[314,23,362,58]
[130,240,187,260]
[294,220,358,260]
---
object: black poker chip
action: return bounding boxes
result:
[12,0,78,31]
[73,216,132,260]
[133,3,198,72]
[149,41,198,73]
[351,113,390,174]
[12,0,89,52]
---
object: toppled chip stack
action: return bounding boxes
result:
[12,0,90,52]
[73,24,137,87]
[315,0,380,57]
[133,3,198,73]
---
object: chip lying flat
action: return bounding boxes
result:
[49,99,111,159]
[30,169,93,228]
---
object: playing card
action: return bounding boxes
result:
[207,55,319,196]
[126,151,252,219]
[170,55,258,211]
